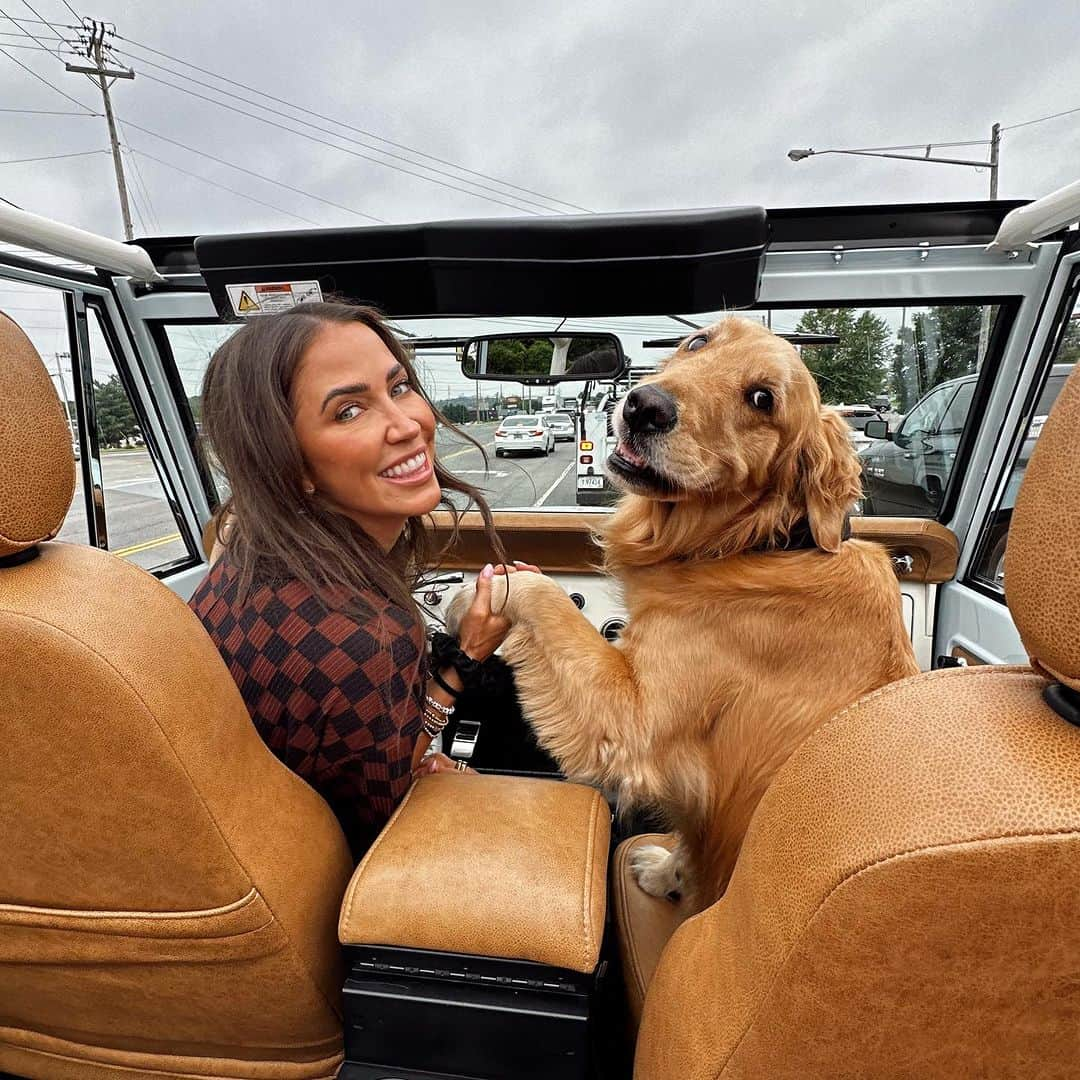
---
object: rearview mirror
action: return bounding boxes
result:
[461,333,625,383]
[863,419,891,440]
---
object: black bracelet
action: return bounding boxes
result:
[429,631,483,690]
[428,666,461,699]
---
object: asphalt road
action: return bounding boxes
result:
[53,424,585,571]
[436,420,581,510]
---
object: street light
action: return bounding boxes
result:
[788,124,1002,198]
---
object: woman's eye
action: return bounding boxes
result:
[747,388,774,412]
[685,334,708,352]
[335,403,363,422]
[391,380,412,398]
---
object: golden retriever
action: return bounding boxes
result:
[449,317,918,909]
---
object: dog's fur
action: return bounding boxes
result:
[448,317,918,909]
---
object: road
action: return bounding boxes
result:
[53,423,586,571]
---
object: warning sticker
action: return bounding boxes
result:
[226,280,323,317]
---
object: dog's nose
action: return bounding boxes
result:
[624,385,677,435]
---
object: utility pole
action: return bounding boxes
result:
[975,122,1003,366]
[988,122,1001,200]
[66,21,136,240]
[53,352,74,437]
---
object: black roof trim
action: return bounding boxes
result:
[194,208,768,319]
[766,199,1031,249]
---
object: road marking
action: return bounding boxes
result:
[113,532,181,559]
[537,459,576,507]
[440,441,495,462]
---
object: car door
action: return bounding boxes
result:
[935,252,1080,665]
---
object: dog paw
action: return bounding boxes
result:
[630,844,683,902]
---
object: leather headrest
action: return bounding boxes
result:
[1005,361,1080,690]
[0,311,76,558]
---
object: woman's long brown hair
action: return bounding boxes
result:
[200,300,505,624]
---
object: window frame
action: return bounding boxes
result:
[964,270,1080,601]
[0,261,201,576]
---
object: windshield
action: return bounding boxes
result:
[163,301,999,517]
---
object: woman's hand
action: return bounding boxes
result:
[412,752,476,779]
[455,561,540,661]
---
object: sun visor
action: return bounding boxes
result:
[193,207,767,320]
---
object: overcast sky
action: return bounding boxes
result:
[3,0,1079,235]
[3,0,1079,397]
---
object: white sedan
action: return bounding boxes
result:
[494,414,555,456]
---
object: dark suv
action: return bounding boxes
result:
[859,364,1073,517]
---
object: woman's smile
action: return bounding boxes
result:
[378,449,433,484]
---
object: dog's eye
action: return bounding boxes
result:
[684,334,708,352]
[747,388,774,412]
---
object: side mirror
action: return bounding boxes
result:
[461,332,626,382]
[863,419,891,441]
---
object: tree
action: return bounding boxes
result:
[794,308,891,405]
[93,375,141,447]
[1058,317,1080,366]
[889,304,984,411]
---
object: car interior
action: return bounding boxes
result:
[2,189,1080,1079]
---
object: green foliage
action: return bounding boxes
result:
[484,338,555,377]
[93,375,141,448]
[890,305,985,411]
[1058,318,1080,366]
[439,402,470,424]
[794,308,891,405]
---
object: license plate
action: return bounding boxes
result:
[513,433,525,439]
[578,476,604,489]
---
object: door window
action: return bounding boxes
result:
[84,306,193,572]
[970,284,1079,593]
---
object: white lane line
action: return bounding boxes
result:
[537,459,576,507]
[440,440,495,462]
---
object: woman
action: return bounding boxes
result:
[189,300,524,856]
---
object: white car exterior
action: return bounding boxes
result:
[494,414,555,456]
[545,411,576,441]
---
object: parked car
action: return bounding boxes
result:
[859,364,1073,516]
[545,410,576,442]
[834,404,883,453]
[493,413,555,456]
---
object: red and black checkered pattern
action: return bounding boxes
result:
[189,554,423,855]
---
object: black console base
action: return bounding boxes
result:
[342,945,600,1080]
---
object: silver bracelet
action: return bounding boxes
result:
[424,694,455,717]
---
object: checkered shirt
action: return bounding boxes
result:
[189,554,424,856]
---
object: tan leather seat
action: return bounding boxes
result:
[0,310,353,1078]
[611,833,690,1029]
[629,364,1080,1078]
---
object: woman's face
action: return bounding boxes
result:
[291,321,440,550]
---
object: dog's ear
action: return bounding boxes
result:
[799,408,863,552]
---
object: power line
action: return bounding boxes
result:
[111,34,591,213]
[0,193,24,207]
[1004,103,1080,131]
[0,3,57,54]
[123,66,548,216]
[0,148,106,164]
[119,146,158,231]
[59,0,79,19]
[0,41,94,111]
[110,45,569,216]
[120,118,385,223]
[0,104,97,113]
[127,145,323,227]
[18,0,66,40]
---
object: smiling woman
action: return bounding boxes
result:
[186,300,513,855]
